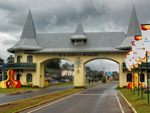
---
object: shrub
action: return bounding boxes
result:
[33,85,39,88]
[102,76,106,83]
[24,82,33,87]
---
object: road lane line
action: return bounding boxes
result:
[27,89,87,113]
[115,93,124,113]
[75,94,115,96]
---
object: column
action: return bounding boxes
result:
[40,63,45,87]
[119,61,124,88]
[35,63,44,87]
[74,62,85,87]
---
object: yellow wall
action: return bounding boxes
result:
[14,51,147,88]
[14,70,36,85]
[124,70,148,87]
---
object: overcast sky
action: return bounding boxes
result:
[0,0,150,71]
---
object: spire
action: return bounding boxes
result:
[116,6,141,50]
[21,9,36,39]
[71,20,87,41]
[7,10,42,53]
[75,20,84,35]
[127,5,141,37]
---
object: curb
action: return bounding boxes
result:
[118,90,137,113]
[14,89,85,113]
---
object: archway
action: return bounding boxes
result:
[31,52,125,87]
[41,58,74,86]
[85,59,119,84]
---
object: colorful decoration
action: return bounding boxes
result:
[141,25,150,31]
[0,70,21,88]
[127,73,143,89]
[141,24,150,55]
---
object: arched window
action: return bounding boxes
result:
[140,73,145,82]
[16,74,21,81]
[26,73,32,82]
[127,73,132,82]
[17,56,21,63]
[27,55,33,63]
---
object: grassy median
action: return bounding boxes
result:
[0,87,39,94]
[0,82,107,113]
[0,88,84,113]
[0,82,73,94]
[119,88,150,113]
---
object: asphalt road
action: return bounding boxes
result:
[22,82,132,113]
[0,86,73,105]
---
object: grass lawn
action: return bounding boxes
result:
[0,87,39,94]
[119,88,150,113]
[47,82,73,87]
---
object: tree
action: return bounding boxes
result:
[61,63,74,70]
[46,59,61,70]
[0,57,4,65]
[86,67,91,73]
[7,55,14,63]
[45,59,61,79]
[85,67,92,77]
[62,63,69,70]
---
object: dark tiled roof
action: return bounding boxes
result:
[8,38,42,52]
[8,7,140,53]
[30,32,126,53]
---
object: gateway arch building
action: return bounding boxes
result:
[7,7,143,87]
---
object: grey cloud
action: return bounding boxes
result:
[85,59,119,72]
[0,0,150,33]
[1,39,17,46]
[1,0,149,34]
[32,0,108,33]
[0,0,24,11]
[0,0,108,33]
[1,0,150,61]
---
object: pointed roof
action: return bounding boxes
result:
[75,20,84,35]
[21,9,36,39]
[127,5,141,37]
[8,10,42,53]
[117,6,141,50]
[71,20,87,40]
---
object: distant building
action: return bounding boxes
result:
[0,65,7,81]
[112,71,119,80]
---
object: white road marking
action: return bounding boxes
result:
[27,89,120,113]
[115,93,125,113]
[27,89,87,113]
[75,94,115,96]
